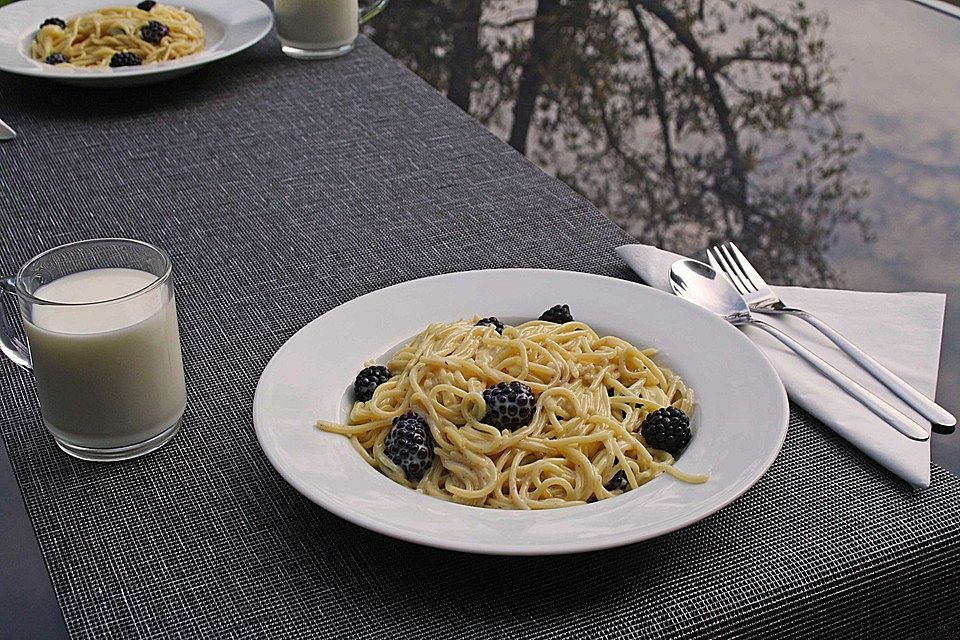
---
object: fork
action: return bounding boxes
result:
[708,243,956,428]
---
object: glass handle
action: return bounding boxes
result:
[359,0,388,25]
[0,276,31,371]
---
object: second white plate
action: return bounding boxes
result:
[253,269,789,555]
[0,0,273,87]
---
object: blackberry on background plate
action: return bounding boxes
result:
[384,411,434,481]
[44,53,67,65]
[539,304,573,324]
[40,18,66,29]
[140,20,169,44]
[110,52,143,67]
[353,365,391,402]
[475,317,504,334]
[641,406,691,455]
[482,381,536,430]
[137,0,157,10]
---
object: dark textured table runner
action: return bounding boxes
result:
[1,36,959,639]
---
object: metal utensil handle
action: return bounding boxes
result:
[359,0,389,24]
[783,309,955,428]
[752,319,929,441]
[0,276,31,370]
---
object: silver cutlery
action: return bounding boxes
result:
[0,118,15,141]
[708,242,956,428]
[670,258,930,441]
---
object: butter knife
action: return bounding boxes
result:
[0,118,16,141]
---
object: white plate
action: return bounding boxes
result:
[0,0,273,87]
[253,270,789,555]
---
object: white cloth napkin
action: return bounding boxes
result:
[616,244,947,488]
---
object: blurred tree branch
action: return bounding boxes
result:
[508,0,564,153]
[447,1,483,111]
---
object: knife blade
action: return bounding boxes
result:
[0,118,16,141]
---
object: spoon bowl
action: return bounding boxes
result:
[669,259,751,323]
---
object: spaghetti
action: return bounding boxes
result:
[32,4,204,68]
[319,317,707,510]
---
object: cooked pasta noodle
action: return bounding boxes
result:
[32,5,204,67]
[319,317,707,510]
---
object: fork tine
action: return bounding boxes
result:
[729,243,771,291]
[707,246,741,292]
[706,252,734,288]
[710,245,750,294]
[719,244,758,293]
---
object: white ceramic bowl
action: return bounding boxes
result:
[254,270,789,555]
[0,0,273,87]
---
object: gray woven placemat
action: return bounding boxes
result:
[0,36,958,639]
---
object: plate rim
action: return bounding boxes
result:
[0,0,274,82]
[252,268,790,555]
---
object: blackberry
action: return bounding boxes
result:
[475,317,504,334]
[353,365,391,402]
[482,381,536,431]
[641,407,691,455]
[44,53,67,65]
[110,52,143,67]
[40,18,66,29]
[137,0,157,10]
[140,20,169,44]
[384,411,434,481]
[539,304,573,324]
[604,470,629,493]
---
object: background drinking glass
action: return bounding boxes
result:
[0,239,186,461]
[275,0,388,60]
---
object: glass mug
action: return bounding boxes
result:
[0,239,186,461]
[275,0,389,60]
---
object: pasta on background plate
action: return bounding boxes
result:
[31,2,204,68]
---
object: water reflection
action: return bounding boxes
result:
[368,0,871,286]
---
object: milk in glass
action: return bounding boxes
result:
[24,268,186,449]
[275,0,358,51]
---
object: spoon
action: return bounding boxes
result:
[669,258,929,442]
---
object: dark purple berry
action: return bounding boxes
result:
[539,304,573,323]
[110,52,143,67]
[353,365,391,402]
[482,381,536,430]
[384,411,434,481]
[137,0,157,10]
[604,470,629,493]
[140,20,169,44]
[475,317,504,334]
[44,53,67,65]
[641,407,691,455]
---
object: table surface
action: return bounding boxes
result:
[1,34,960,639]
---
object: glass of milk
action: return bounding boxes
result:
[0,239,187,461]
[275,0,389,60]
